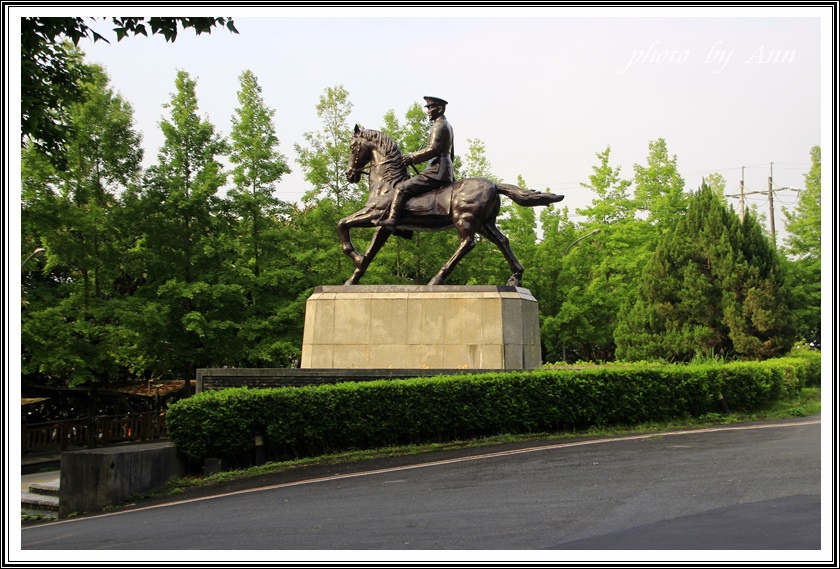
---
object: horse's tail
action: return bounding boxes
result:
[496,184,564,207]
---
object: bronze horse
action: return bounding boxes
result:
[339,125,564,286]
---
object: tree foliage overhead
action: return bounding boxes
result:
[229,69,291,215]
[227,69,302,367]
[551,147,644,363]
[21,17,238,165]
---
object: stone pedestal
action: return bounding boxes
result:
[300,285,541,370]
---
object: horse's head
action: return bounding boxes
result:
[345,125,408,187]
[345,124,372,184]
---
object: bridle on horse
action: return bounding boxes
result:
[347,165,369,178]
[348,140,370,178]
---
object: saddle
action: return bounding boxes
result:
[404,185,453,216]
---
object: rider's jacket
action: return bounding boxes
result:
[405,115,455,185]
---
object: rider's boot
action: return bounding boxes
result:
[378,189,408,229]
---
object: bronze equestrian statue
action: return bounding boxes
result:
[340,116,564,286]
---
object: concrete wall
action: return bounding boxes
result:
[195,367,489,392]
[58,442,185,517]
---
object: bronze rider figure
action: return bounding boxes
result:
[378,96,454,228]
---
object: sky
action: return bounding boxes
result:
[9,6,830,247]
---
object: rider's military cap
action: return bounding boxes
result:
[423,96,448,107]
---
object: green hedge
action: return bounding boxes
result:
[166,353,820,467]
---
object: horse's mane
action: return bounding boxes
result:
[359,128,402,158]
[359,129,406,182]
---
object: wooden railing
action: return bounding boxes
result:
[22,412,167,453]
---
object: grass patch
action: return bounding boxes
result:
[21,512,55,523]
[731,387,821,422]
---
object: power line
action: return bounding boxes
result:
[717,163,808,245]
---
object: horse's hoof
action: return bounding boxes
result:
[427,276,444,285]
[506,275,522,287]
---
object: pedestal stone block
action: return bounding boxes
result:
[300,285,542,370]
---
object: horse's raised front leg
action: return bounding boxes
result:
[337,211,377,269]
[345,227,391,285]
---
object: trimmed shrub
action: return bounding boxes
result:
[166,354,820,467]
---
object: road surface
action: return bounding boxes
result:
[19,417,823,561]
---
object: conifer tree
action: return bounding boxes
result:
[229,70,291,275]
[615,183,794,361]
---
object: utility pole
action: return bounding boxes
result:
[768,162,775,246]
[725,164,801,242]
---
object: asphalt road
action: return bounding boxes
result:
[19,417,823,559]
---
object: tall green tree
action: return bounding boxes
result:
[579,147,636,225]
[21,64,144,386]
[615,183,794,361]
[567,148,643,362]
[228,69,291,277]
[633,138,687,234]
[131,70,231,383]
[450,138,509,285]
[295,84,361,208]
[382,103,429,164]
[782,146,821,341]
[531,203,578,362]
[535,147,641,363]
[227,69,301,366]
[497,175,538,285]
[457,138,500,183]
[703,172,728,198]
